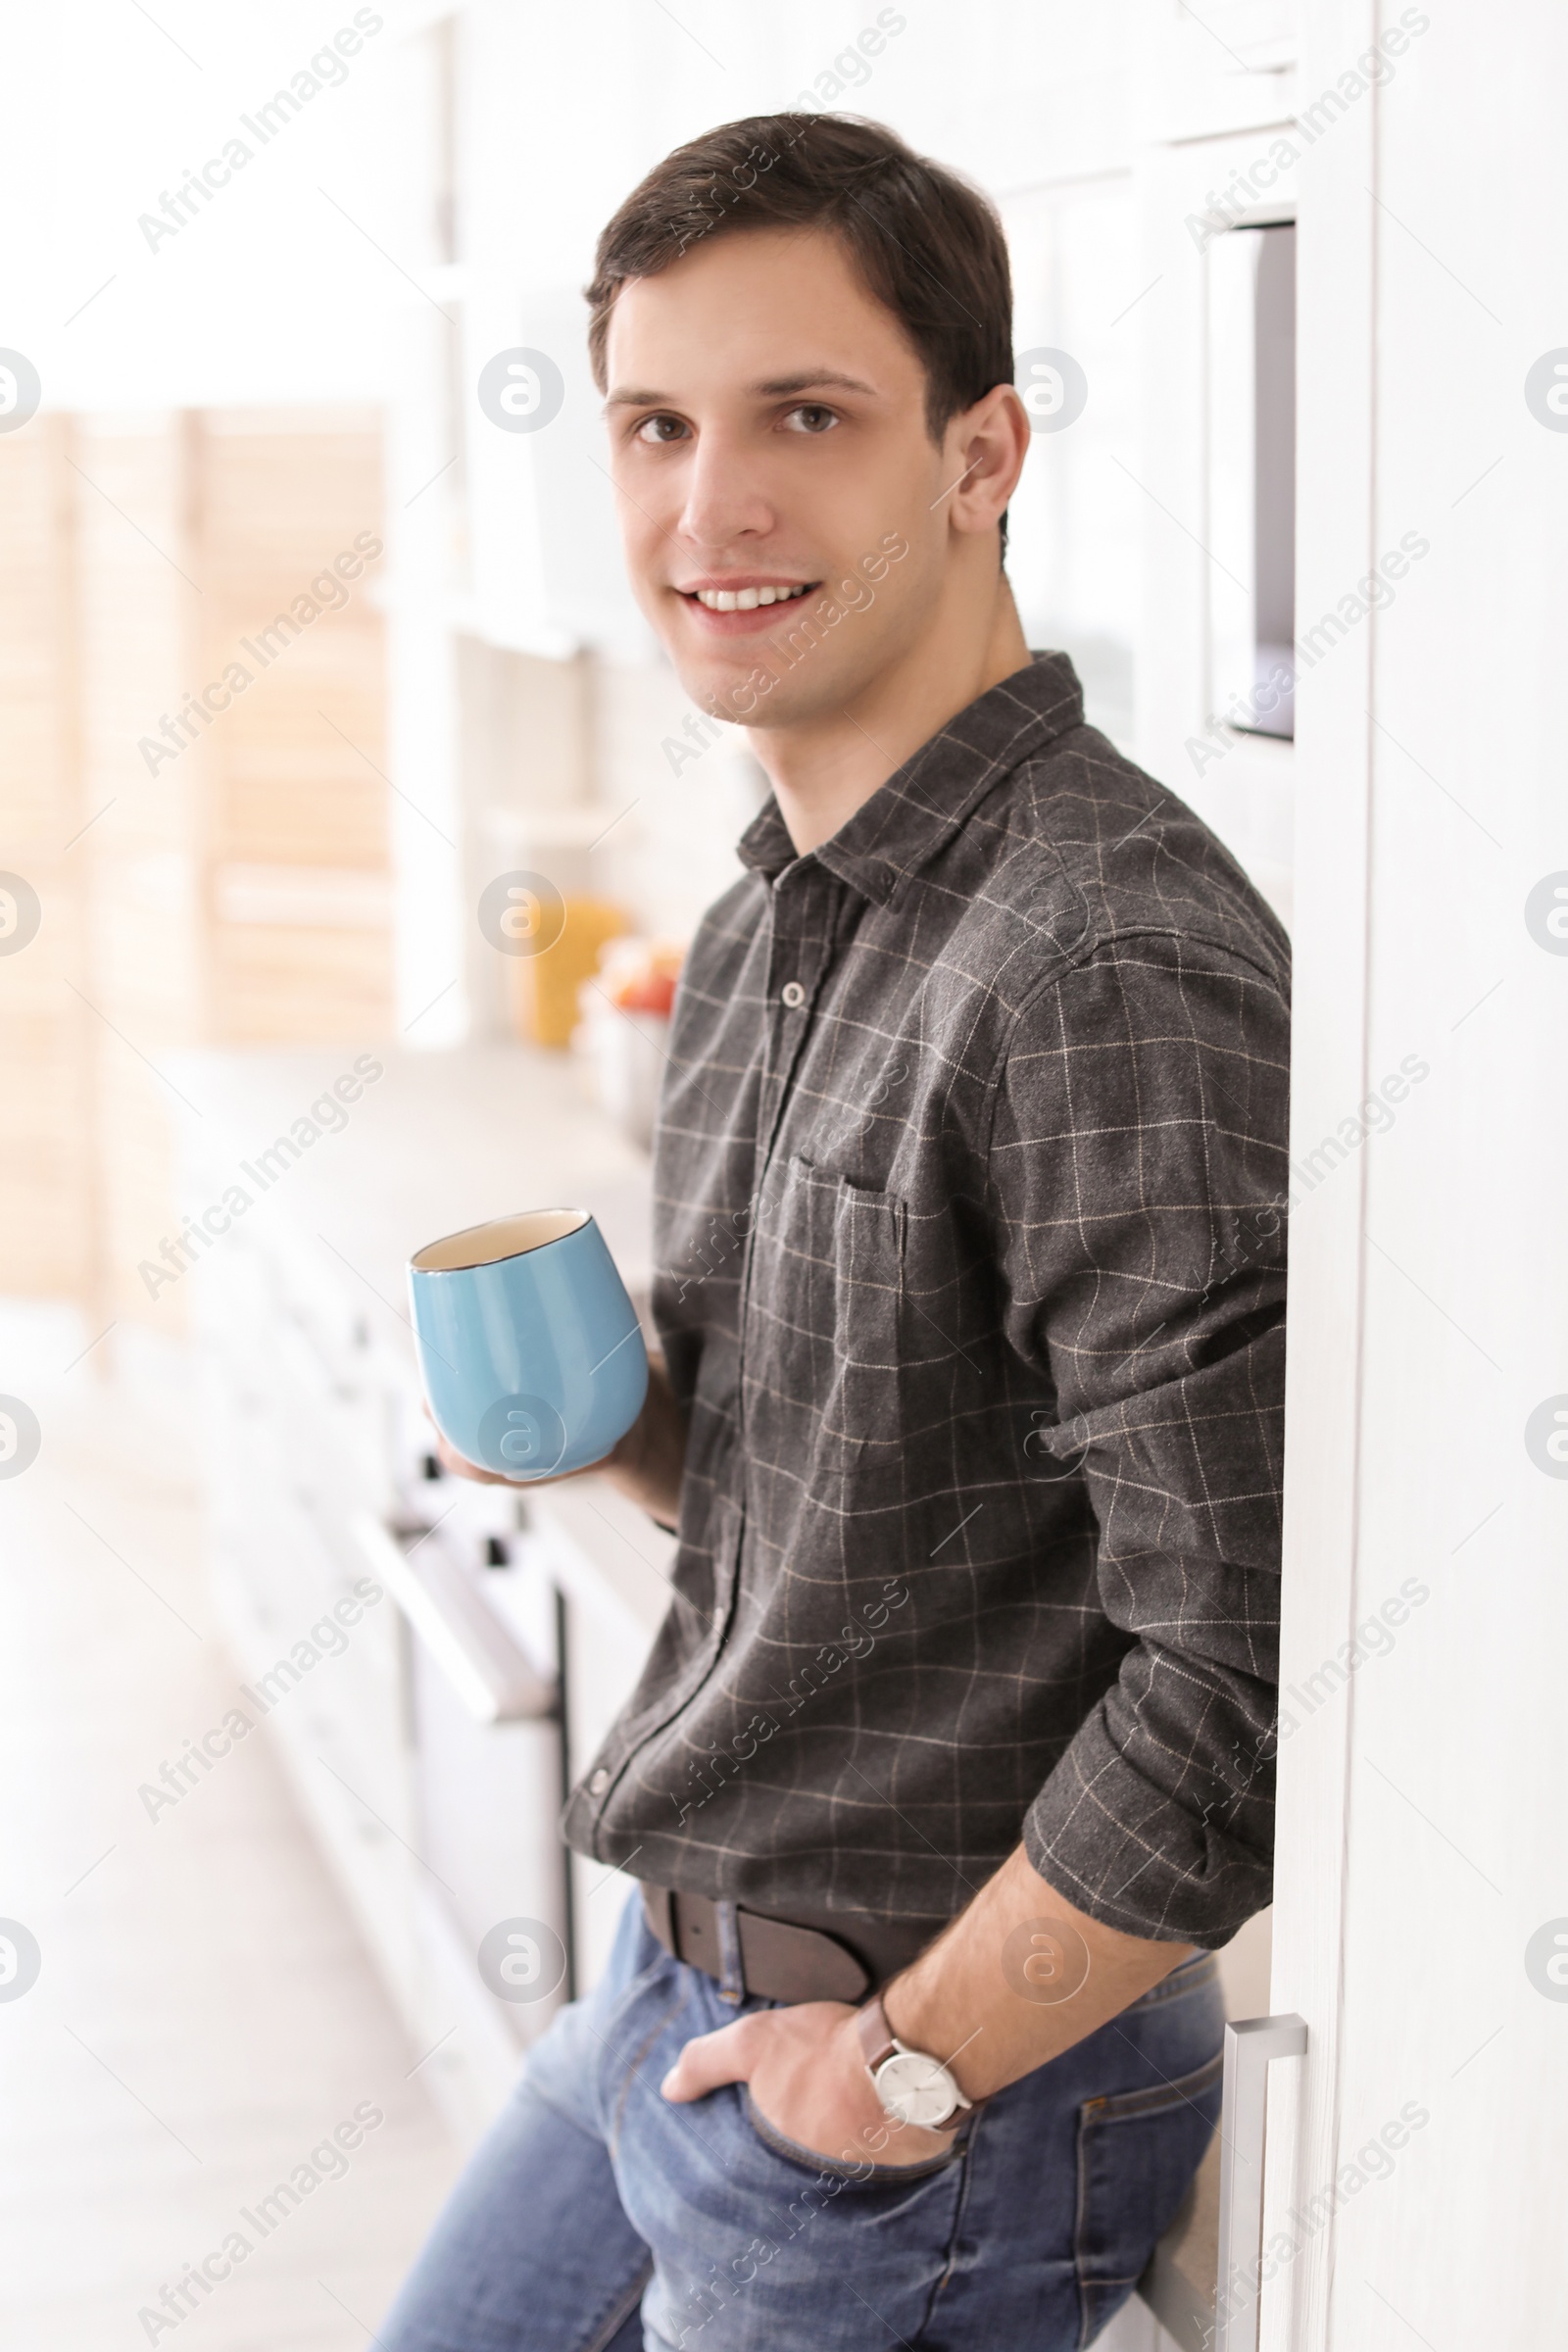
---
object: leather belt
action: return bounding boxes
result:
[642,1882,883,2004]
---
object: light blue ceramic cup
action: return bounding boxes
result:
[408,1208,648,1480]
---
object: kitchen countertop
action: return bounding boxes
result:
[168,1041,657,1354]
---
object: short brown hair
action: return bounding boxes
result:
[585,114,1013,446]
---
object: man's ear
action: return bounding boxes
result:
[943,383,1031,539]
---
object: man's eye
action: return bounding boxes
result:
[634,415,689,445]
[782,405,839,434]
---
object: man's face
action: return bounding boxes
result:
[603,225,960,728]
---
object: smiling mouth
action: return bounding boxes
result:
[679,581,819,612]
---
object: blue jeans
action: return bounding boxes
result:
[380,1893,1223,2352]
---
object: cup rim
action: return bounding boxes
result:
[410,1206,592,1274]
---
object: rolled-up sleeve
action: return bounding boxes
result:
[988,931,1290,1948]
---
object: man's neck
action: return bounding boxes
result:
[750,567,1033,858]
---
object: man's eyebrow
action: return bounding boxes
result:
[604,368,879,410]
[750,369,879,399]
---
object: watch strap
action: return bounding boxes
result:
[855,1992,898,2073]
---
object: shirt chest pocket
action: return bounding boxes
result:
[745,1153,907,1442]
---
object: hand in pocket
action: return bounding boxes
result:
[660,1998,952,2171]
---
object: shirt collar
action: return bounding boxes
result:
[735,651,1085,905]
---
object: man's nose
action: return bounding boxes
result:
[674,428,778,554]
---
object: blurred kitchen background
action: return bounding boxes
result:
[0,3,1307,2343]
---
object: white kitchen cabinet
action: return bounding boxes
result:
[174,1042,662,2141]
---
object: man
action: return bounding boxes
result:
[384,113,1289,2352]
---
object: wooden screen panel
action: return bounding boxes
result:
[0,417,96,1299]
[193,410,392,1042]
[1,407,392,1325]
[73,413,207,1328]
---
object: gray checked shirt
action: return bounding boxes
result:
[564,652,1291,1954]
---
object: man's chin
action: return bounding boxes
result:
[676,659,844,734]
[669,630,877,731]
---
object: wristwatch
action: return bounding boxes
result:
[855,1994,974,2132]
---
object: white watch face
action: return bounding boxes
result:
[874,2048,958,2129]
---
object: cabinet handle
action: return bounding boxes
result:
[352,1511,558,1727]
[1215,2011,1308,2352]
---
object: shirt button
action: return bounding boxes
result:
[780,980,806,1009]
[587,1767,610,1796]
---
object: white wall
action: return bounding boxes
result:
[1,1,428,412]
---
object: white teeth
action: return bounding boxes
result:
[693,583,809,611]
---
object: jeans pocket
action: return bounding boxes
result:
[738,2084,967,2186]
[1073,2045,1223,2347]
